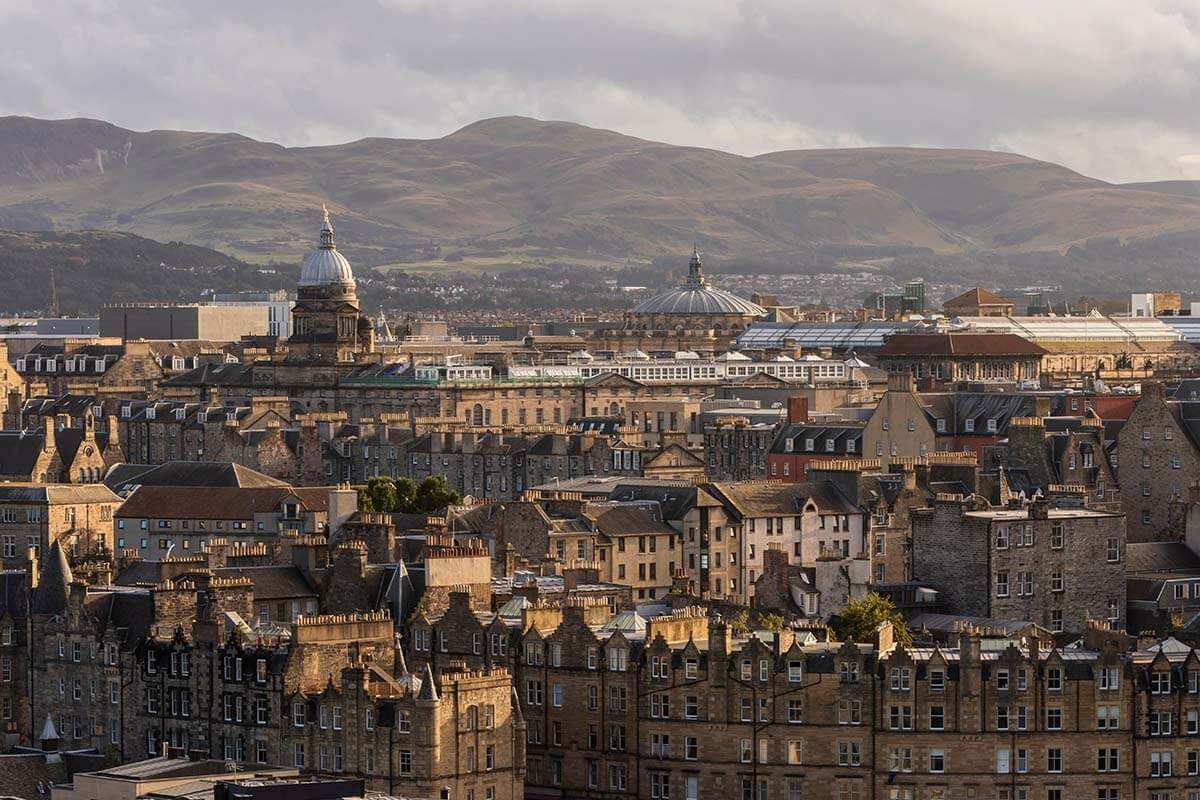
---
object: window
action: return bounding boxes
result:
[684,736,698,760]
[1098,665,1119,690]
[1150,750,1172,777]
[1151,670,1171,694]
[1107,538,1121,562]
[1097,704,1120,730]
[1047,747,1063,773]
[888,704,912,730]
[928,748,944,773]
[836,740,861,766]
[928,705,944,730]
[1097,747,1119,772]
[889,667,911,691]
[995,571,1009,597]
[1046,707,1062,730]
[929,669,945,692]
[1046,667,1063,692]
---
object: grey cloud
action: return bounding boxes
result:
[0,0,1198,182]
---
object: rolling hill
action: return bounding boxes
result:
[2,114,1200,286]
[0,230,289,314]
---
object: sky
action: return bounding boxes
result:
[3,0,1200,183]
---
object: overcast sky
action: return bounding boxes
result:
[3,0,1200,183]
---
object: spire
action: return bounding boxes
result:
[32,539,72,616]
[417,663,439,701]
[319,204,335,250]
[686,245,704,286]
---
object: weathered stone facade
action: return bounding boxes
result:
[1117,381,1200,541]
[913,496,1126,636]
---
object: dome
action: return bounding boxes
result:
[631,249,766,317]
[299,205,355,287]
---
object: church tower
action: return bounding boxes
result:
[287,206,374,362]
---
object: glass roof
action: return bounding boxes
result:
[737,321,914,349]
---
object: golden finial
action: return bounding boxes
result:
[321,203,330,226]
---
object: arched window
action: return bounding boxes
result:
[472,404,484,426]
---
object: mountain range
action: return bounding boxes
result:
[2,114,1200,286]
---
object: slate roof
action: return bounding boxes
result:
[31,540,71,615]
[707,480,858,518]
[162,362,254,387]
[607,483,698,521]
[104,461,288,492]
[0,753,69,799]
[55,428,113,468]
[1127,542,1200,575]
[214,566,316,600]
[771,422,863,456]
[589,505,676,538]
[0,431,45,476]
[116,485,328,520]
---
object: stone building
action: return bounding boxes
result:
[704,414,776,482]
[286,208,374,364]
[875,332,1045,384]
[0,484,121,573]
[0,410,113,484]
[113,485,332,559]
[912,495,1126,637]
[25,543,524,800]
[1000,412,1119,504]
[705,480,868,605]
[1116,380,1200,541]
[589,249,767,355]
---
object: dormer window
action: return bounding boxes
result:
[964,419,975,433]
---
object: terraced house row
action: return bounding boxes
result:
[405,591,1200,800]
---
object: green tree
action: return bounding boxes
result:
[729,609,751,636]
[414,476,462,513]
[759,613,786,633]
[357,487,375,513]
[364,476,397,515]
[836,592,912,647]
[394,477,418,512]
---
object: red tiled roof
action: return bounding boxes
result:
[942,287,1011,308]
[876,333,1046,357]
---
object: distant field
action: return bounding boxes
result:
[373,249,627,274]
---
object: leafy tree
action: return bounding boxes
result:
[394,477,418,512]
[836,592,912,647]
[357,487,375,513]
[364,476,397,515]
[729,609,751,636]
[413,476,462,513]
[759,613,786,633]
